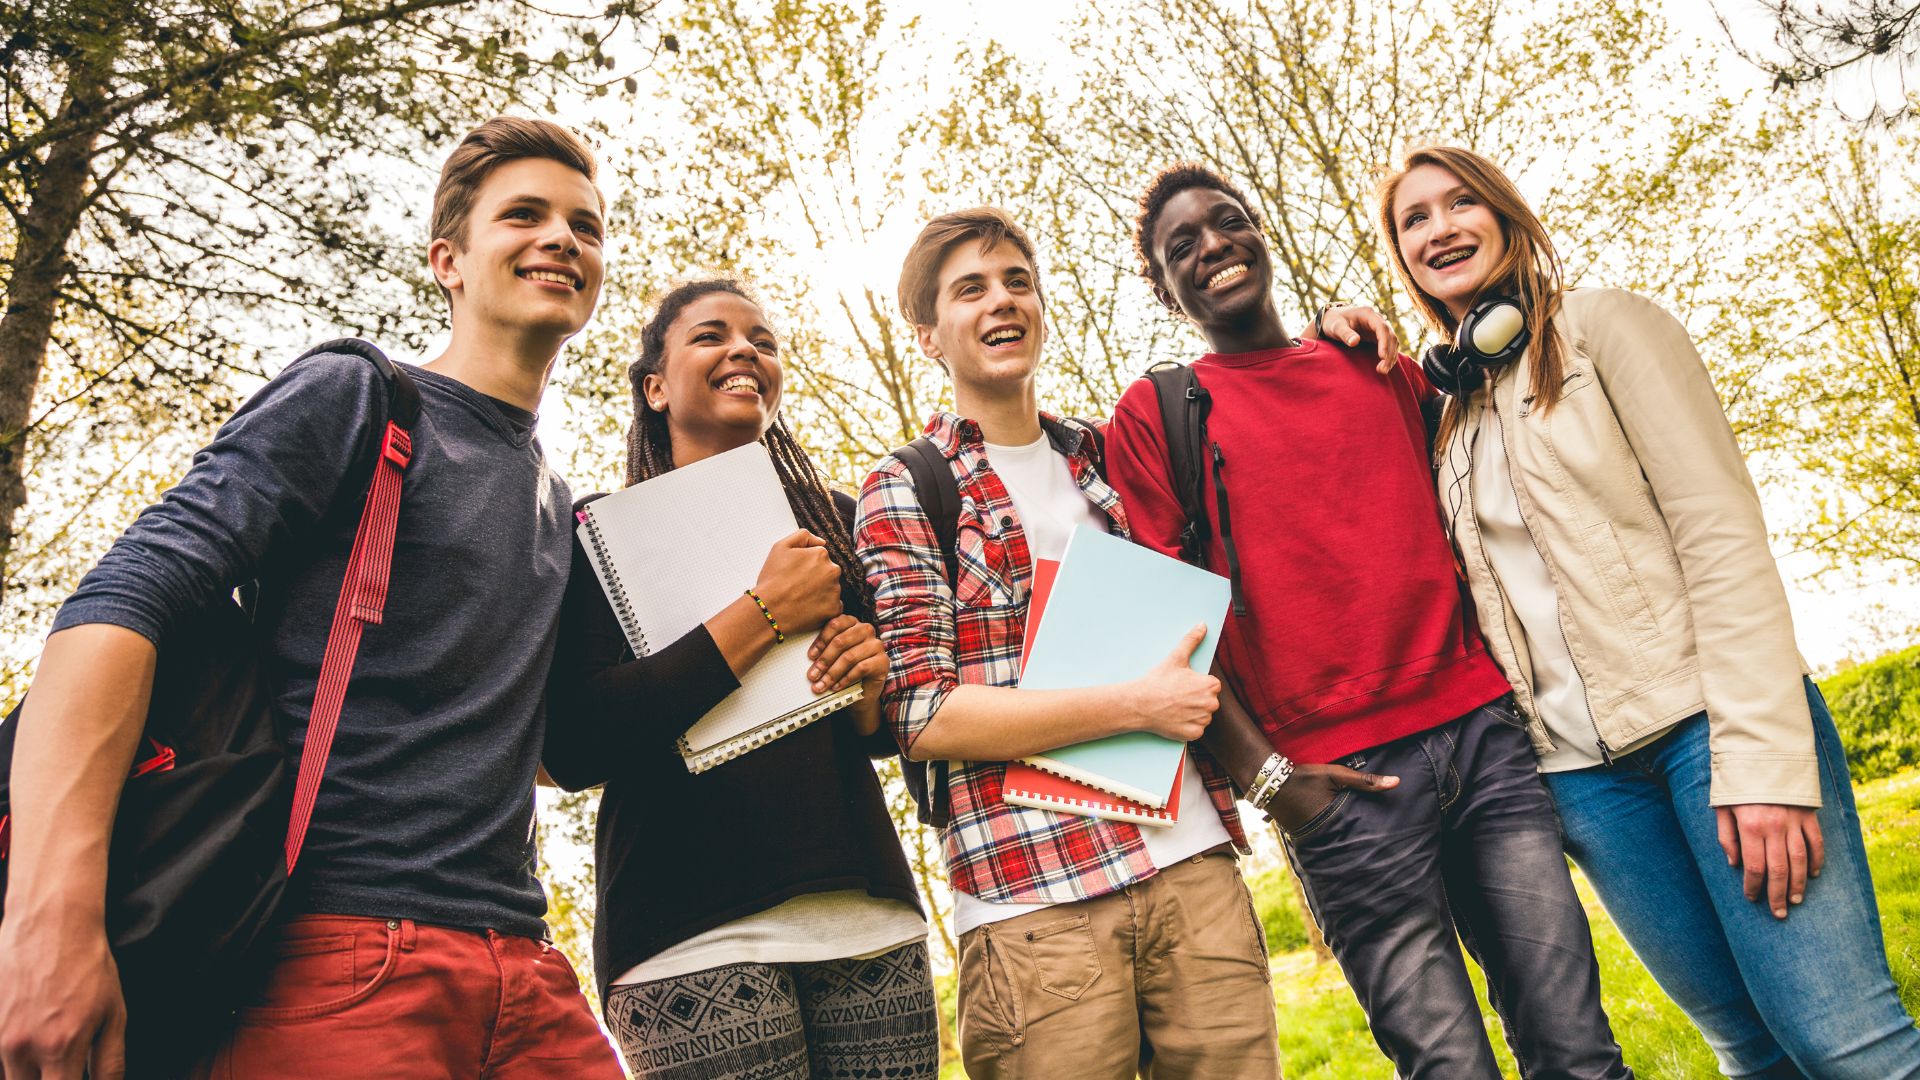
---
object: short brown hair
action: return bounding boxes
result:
[896,207,1042,328]
[430,116,602,255]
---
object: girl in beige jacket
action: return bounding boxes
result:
[1376,145,1920,1079]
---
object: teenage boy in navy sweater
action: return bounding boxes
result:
[1105,163,1633,1079]
[0,118,624,1079]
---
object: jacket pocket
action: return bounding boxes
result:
[1023,912,1103,1001]
[1557,363,1595,399]
[1579,521,1662,648]
[1518,363,1595,417]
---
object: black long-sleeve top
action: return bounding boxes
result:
[543,490,922,1004]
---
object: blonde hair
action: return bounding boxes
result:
[1376,146,1567,444]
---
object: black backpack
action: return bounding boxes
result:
[887,421,1105,828]
[0,339,418,1075]
[1141,362,1247,614]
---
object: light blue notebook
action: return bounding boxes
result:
[1018,526,1231,808]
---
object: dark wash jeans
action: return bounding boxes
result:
[1281,702,1632,1079]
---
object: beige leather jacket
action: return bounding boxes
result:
[1435,288,1818,806]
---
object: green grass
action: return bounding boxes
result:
[933,768,1920,1078]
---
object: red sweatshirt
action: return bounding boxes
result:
[1106,340,1510,763]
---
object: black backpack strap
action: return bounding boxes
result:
[891,437,961,589]
[1066,418,1106,477]
[232,340,418,619]
[1209,439,1248,617]
[885,436,961,829]
[1145,362,1248,616]
[1146,363,1211,564]
[294,337,421,436]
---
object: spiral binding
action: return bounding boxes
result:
[1002,787,1175,825]
[1016,758,1167,811]
[678,684,863,774]
[580,507,649,656]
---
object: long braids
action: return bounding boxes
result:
[627,279,874,622]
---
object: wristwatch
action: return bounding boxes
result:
[1315,301,1349,340]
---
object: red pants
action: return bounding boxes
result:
[193,914,622,1079]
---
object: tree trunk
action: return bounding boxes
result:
[0,62,108,601]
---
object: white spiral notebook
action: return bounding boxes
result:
[576,442,862,773]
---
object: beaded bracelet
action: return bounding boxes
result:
[744,588,785,644]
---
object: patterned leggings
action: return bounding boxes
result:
[605,940,941,1080]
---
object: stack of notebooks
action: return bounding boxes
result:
[1001,527,1230,826]
[577,442,862,773]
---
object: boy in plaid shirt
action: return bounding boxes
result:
[855,208,1280,1080]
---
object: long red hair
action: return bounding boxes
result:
[1376,147,1568,444]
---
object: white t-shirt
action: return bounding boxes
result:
[612,890,927,985]
[953,435,1234,936]
[1470,401,1605,772]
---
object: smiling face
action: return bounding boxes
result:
[917,239,1045,394]
[642,291,783,453]
[1149,186,1281,348]
[1391,163,1508,322]
[431,156,605,343]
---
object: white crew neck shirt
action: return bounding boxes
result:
[952,434,1233,936]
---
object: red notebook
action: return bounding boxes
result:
[1007,558,1182,827]
[1003,755,1185,827]
[1019,558,1060,669]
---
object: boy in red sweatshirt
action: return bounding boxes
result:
[1104,162,1633,1079]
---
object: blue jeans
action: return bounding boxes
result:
[1544,679,1920,1079]
[1284,702,1631,1079]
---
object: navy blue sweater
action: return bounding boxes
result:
[54,351,570,938]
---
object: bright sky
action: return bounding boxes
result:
[414,0,1919,669]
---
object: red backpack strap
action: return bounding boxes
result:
[283,347,417,873]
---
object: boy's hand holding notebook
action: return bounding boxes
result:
[1010,527,1231,811]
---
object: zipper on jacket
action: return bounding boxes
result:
[1459,411,1536,717]
[1487,386,1613,765]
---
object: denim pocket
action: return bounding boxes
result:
[1022,913,1102,1001]
[1285,786,1353,843]
[1488,695,1529,731]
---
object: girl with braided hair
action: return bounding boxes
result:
[544,279,938,1080]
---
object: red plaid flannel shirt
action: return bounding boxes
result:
[855,411,1247,905]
